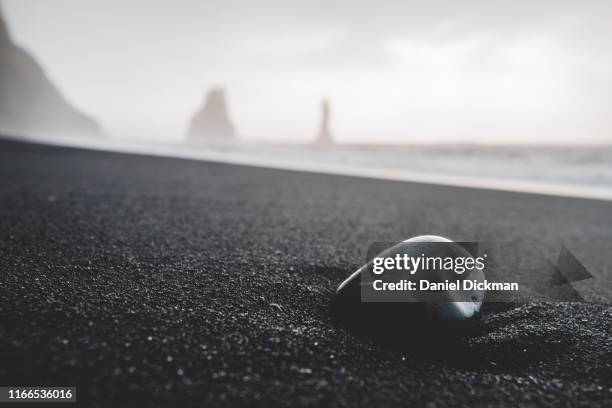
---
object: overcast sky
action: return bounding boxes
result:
[4,0,612,144]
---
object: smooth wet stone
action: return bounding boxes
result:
[332,235,485,344]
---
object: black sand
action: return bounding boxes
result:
[0,138,611,407]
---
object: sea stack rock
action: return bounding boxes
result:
[316,98,333,144]
[0,6,100,138]
[187,87,236,141]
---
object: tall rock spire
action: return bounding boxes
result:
[187,87,236,142]
[316,98,333,144]
[0,5,101,138]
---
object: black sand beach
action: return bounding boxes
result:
[0,138,611,407]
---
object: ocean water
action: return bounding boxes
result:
[12,132,612,195]
[207,142,612,188]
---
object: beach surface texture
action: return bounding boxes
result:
[0,138,611,407]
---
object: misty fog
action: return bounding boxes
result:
[4,0,612,144]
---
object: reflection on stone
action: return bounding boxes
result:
[332,235,485,345]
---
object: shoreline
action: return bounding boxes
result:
[2,133,611,202]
